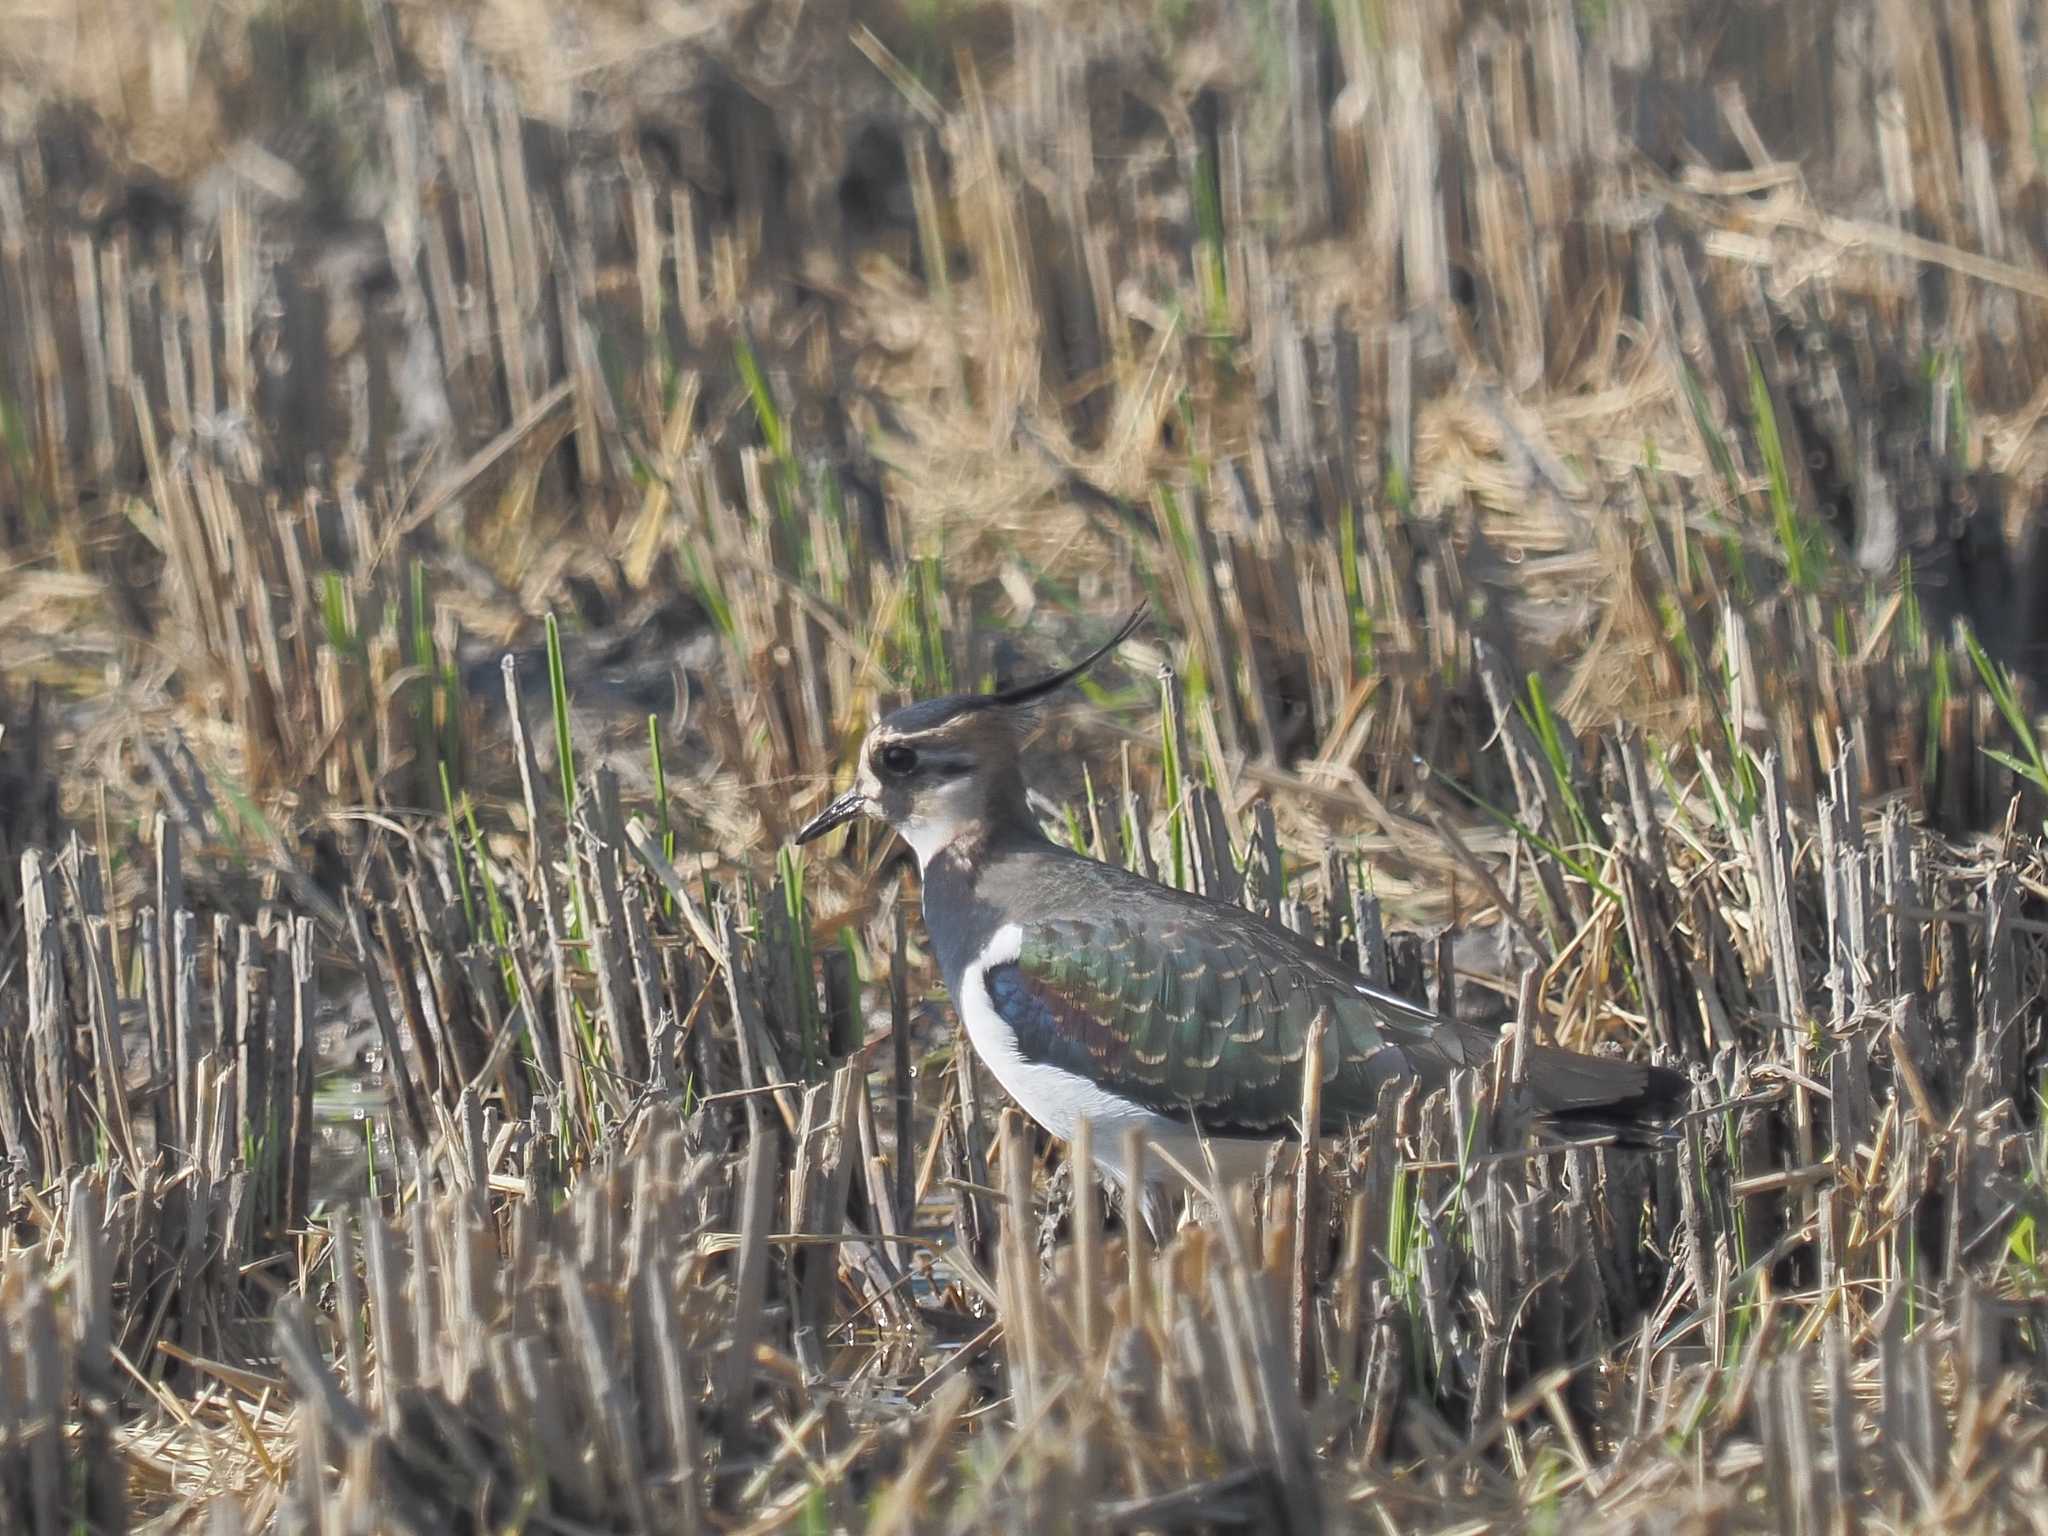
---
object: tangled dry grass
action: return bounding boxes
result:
[2,0,2047,1530]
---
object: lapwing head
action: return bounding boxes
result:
[795,605,1145,865]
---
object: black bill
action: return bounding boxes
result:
[794,788,870,844]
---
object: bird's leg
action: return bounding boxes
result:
[1094,1151,1175,1244]
[1136,1181,1175,1245]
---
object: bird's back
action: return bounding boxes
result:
[933,838,1684,1140]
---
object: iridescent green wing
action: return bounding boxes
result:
[984,909,1447,1135]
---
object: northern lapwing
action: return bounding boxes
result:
[796,608,1686,1203]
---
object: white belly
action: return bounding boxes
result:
[957,922,1276,1196]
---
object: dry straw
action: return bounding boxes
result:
[2,0,2047,1530]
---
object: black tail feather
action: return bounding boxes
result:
[1522,1050,1691,1149]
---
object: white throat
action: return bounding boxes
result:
[897,809,970,869]
[894,779,982,870]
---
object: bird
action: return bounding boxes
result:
[795,607,1687,1208]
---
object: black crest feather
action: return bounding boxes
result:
[983,603,1147,709]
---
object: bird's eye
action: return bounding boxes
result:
[878,744,919,775]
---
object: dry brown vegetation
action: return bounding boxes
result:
[3,0,2048,1530]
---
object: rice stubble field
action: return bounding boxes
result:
[2,0,2048,1530]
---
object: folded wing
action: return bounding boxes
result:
[982,909,1476,1136]
[981,905,1685,1141]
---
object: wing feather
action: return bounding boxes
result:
[963,850,1683,1143]
[980,910,1452,1136]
